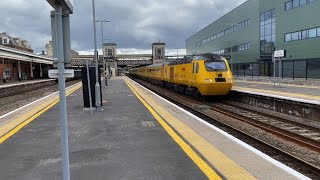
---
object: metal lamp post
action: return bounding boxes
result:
[91,0,101,108]
[96,19,110,81]
[46,1,73,180]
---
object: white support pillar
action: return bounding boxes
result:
[30,61,34,79]
[18,60,22,81]
[40,63,43,78]
[115,62,118,76]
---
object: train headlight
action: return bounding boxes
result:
[227,78,233,82]
[205,78,213,83]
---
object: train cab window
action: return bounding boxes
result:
[205,60,227,71]
[195,62,199,73]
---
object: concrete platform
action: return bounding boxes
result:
[0,77,206,179]
[0,79,55,89]
[233,80,320,105]
[0,77,310,179]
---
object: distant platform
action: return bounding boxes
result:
[0,79,55,89]
[233,80,320,105]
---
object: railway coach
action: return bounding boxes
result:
[129,53,234,97]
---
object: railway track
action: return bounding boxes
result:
[129,76,320,178]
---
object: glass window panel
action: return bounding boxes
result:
[272,34,276,42]
[292,0,299,8]
[264,10,272,20]
[265,24,272,35]
[265,18,272,25]
[260,21,265,26]
[265,35,272,42]
[271,22,276,34]
[260,36,265,40]
[260,26,265,36]
[300,0,307,5]
[292,32,299,40]
[271,17,276,23]
[260,13,264,21]
[285,34,291,42]
[285,1,293,10]
[302,30,308,39]
[309,28,317,38]
[248,42,250,49]
[317,28,320,37]
[298,31,302,39]
[271,9,276,17]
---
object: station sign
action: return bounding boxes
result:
[48,69,74,78]
[274,50,286,58]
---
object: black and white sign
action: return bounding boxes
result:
[274,50,286,58]
[49,69,74,78]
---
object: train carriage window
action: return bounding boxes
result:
[195,62,199,73]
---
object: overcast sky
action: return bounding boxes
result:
[1,0,246,55]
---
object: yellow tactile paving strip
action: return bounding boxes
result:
[0,83,82,143]
[124,77,256,180]
[233,86,320,101]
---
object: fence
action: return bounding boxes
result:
[232,59,320,80]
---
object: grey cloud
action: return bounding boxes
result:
[0,0,246,53]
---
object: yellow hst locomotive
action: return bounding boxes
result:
[129,53,234,96]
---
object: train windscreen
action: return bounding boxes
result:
[205,60,227,71]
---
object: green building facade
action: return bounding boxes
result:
[186,0,320,78]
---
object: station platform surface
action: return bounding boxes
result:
[0,79,54,89]
[0,77,309,179]
[233,80,320,105]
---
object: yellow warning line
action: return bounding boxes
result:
[0,84,82,144]
[124,78,222,180]
[234,86,320,100]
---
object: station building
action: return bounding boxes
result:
[0,33,53,82]
[186,0,320,79]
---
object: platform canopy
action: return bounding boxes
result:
[46,0,73,14]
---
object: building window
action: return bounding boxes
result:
[291,32,299,40]
[195,18,250,46]
[301,30,308,39]
[5,68,10,78]
[284,26,320,42]
[285,1,293,10]
[107,49,112,56]
[2,38,9,44]
[285,0,317,11]
[260,9,276,57]
[300,0,307,5]
[292,0,300,8]
[309,28,317,38]
[285,33,292,42]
